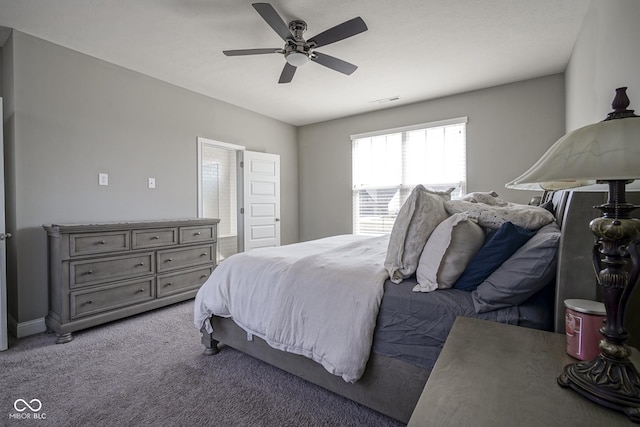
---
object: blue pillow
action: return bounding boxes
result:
[453,222,535,291]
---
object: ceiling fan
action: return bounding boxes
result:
[223,3,368,83]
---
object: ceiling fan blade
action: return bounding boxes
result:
[278,63,297,84]
[311,52,358,75]
[252,3,294,41]
[223,48,281,56]
[308,17,367,48]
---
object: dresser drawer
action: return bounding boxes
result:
[157,266,213,297]
[70,253,155,288]
[157,244,214,272]
[70,278,155,319]
[70,231,130,256]
[132,228,178,249]
[180,225,216,244]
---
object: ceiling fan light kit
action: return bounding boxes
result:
[223,2,367,83]
[285,52,310,67]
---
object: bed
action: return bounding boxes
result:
[194,189,609,423]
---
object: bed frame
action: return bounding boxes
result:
[199,190,640,423]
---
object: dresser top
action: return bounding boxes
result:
[43,218,220,234]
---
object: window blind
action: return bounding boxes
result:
[352,118,467,235]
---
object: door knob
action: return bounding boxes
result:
[0,232,12,240]
[275,218,280,222]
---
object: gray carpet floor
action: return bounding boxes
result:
[1,301,403,426]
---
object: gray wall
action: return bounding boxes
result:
[2,30,298,333]
[0,45,3,97]
[564,0,640,346]
[566,0,640,131]
[297,74,566,241]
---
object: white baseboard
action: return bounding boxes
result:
[8,314,46,338]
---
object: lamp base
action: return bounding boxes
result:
[558,350,640,422]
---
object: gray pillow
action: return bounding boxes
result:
[471,222,560,313]
[414,213,485,292]
[385,185,449,283]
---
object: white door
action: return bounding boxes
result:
[0,98,8,351]
[242,151,280,251]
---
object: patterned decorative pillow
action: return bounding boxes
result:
[384,185,449,283]
[444,199,555,231]
[461,191,508,206]
[413,213,486,293]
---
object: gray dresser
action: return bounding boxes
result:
[43,218,219,343]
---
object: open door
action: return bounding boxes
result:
[0,98,8,351]
[241,151,281,251]
[197,140,281,255]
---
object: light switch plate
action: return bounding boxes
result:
[99,173,108,186]
[148,178,156,189]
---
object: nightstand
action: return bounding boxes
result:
[408,316,635,426]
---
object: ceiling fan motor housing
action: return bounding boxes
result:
[288,20,308,39]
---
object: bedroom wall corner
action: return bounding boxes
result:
[565,0,640,131]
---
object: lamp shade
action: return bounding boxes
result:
[507,117,640,190]
[507,87,640,191]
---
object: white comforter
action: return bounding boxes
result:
[193,234,390,383]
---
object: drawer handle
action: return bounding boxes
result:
[200,252,208,257]
[136,262,145,267]
[165,258,173,263]
[136,288,146,293]
[200,275,208,279]
[165,282,173,287]
[85,300,93,305]
[97,240,106,245]
[152,235,160,240]
[85,270,93,275]
[194,231,202,236]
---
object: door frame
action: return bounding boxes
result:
[196,137,245,218]
[196,137,245,260]
[1,98,7,351]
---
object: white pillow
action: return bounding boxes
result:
[385,185,449,283]
[444,199,554,231]
[413,213,485,292]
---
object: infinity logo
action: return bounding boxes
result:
[13,399,42,412]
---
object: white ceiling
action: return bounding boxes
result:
[0,0,590,126]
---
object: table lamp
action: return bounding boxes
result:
[506,87,640,421]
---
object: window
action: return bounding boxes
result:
[352,117,467,235]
